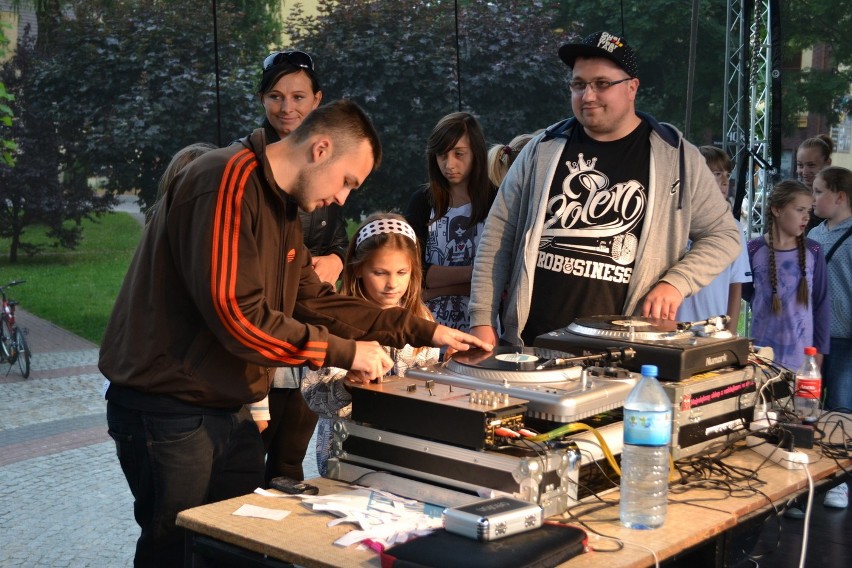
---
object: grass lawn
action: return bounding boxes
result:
[0,213,142,345]
[0,213,358,346]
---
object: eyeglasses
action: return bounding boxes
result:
[263,51,314,72]
[568,77,633,94]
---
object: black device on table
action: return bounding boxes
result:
[270,476,319,495]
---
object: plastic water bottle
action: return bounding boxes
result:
[620,364,672,529]
[794,346,822,424]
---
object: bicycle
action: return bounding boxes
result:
[0,280,31,378]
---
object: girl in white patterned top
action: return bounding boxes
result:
[302,213,439,475]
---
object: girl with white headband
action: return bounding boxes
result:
[302,213,440,475]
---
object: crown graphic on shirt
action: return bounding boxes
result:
[566,153,598,175]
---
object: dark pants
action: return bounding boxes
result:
[823,337,852,411]
[107,402,264,567]
[261,387,318,485]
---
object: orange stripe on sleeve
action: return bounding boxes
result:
[210,150,330,366]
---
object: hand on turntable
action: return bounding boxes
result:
[641,281,683,321]
[470,325,499,347]
[431,324,494,354]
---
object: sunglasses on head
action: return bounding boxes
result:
[263,51,314,72]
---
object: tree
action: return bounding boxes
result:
[286,0,577,216]
[551,0,730,141]
[781,1,852,129]
[10,0,847,241]
[0,19,15,167]
[552,0,852,135]
[1,0,281,261]
[0,26,111,262]
[25,0,282,211]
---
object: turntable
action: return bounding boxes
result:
[406,346,637,424]
[535,315,751,381]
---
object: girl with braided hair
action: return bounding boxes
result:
[743,180,830,371]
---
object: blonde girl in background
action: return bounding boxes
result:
[486,133,536,188]
[743,179,830,371]
[797,134,834,234]
[302,213,440,475]
[796,134,833,189]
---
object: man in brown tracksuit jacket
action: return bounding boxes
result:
[99,100,490,567]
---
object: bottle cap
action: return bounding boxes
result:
[640,364,658,377]
[804,346,817,356]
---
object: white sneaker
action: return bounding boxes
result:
[824,483,848,509]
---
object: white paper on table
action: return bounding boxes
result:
[232,503,291,521]
[295,488,443,548]
[303,489,373,516]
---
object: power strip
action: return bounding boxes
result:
[746,435,809,469]
[749,410,778,431]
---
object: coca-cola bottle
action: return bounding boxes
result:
[794,346,821,424]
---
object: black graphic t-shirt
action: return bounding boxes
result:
[424,203,483,332]
[522,121,651,345]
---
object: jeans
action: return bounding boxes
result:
[823,337,852,411]
[107,402,264,567]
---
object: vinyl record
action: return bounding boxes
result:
[571,315,679,333]
[446,346,582,383]
[450,346,545,372]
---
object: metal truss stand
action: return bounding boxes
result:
[722,0,781,335]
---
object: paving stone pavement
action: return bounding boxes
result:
[0,308,318,567]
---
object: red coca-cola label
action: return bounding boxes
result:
[796,378,822,399]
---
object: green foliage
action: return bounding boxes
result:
[7,0,851,236]
[27,0,282,210]
[551,0,729,139]
[287,0,576,215]
[782,1,852,60]
[0,83,14,167]
[783,67,852,127]
[0,27,111,263]
[0,212,143,343]
[781,1,852,130]
[0,20,16,168]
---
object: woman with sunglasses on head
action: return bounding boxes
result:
[256,51,349,286]
[259,51,321,137]
[248,51,351,488]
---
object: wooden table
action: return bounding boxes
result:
[177,429,849,568]
[556,442,848,567]
[178,478,379,568]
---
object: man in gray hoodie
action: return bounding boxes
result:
[469,31,741,346]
